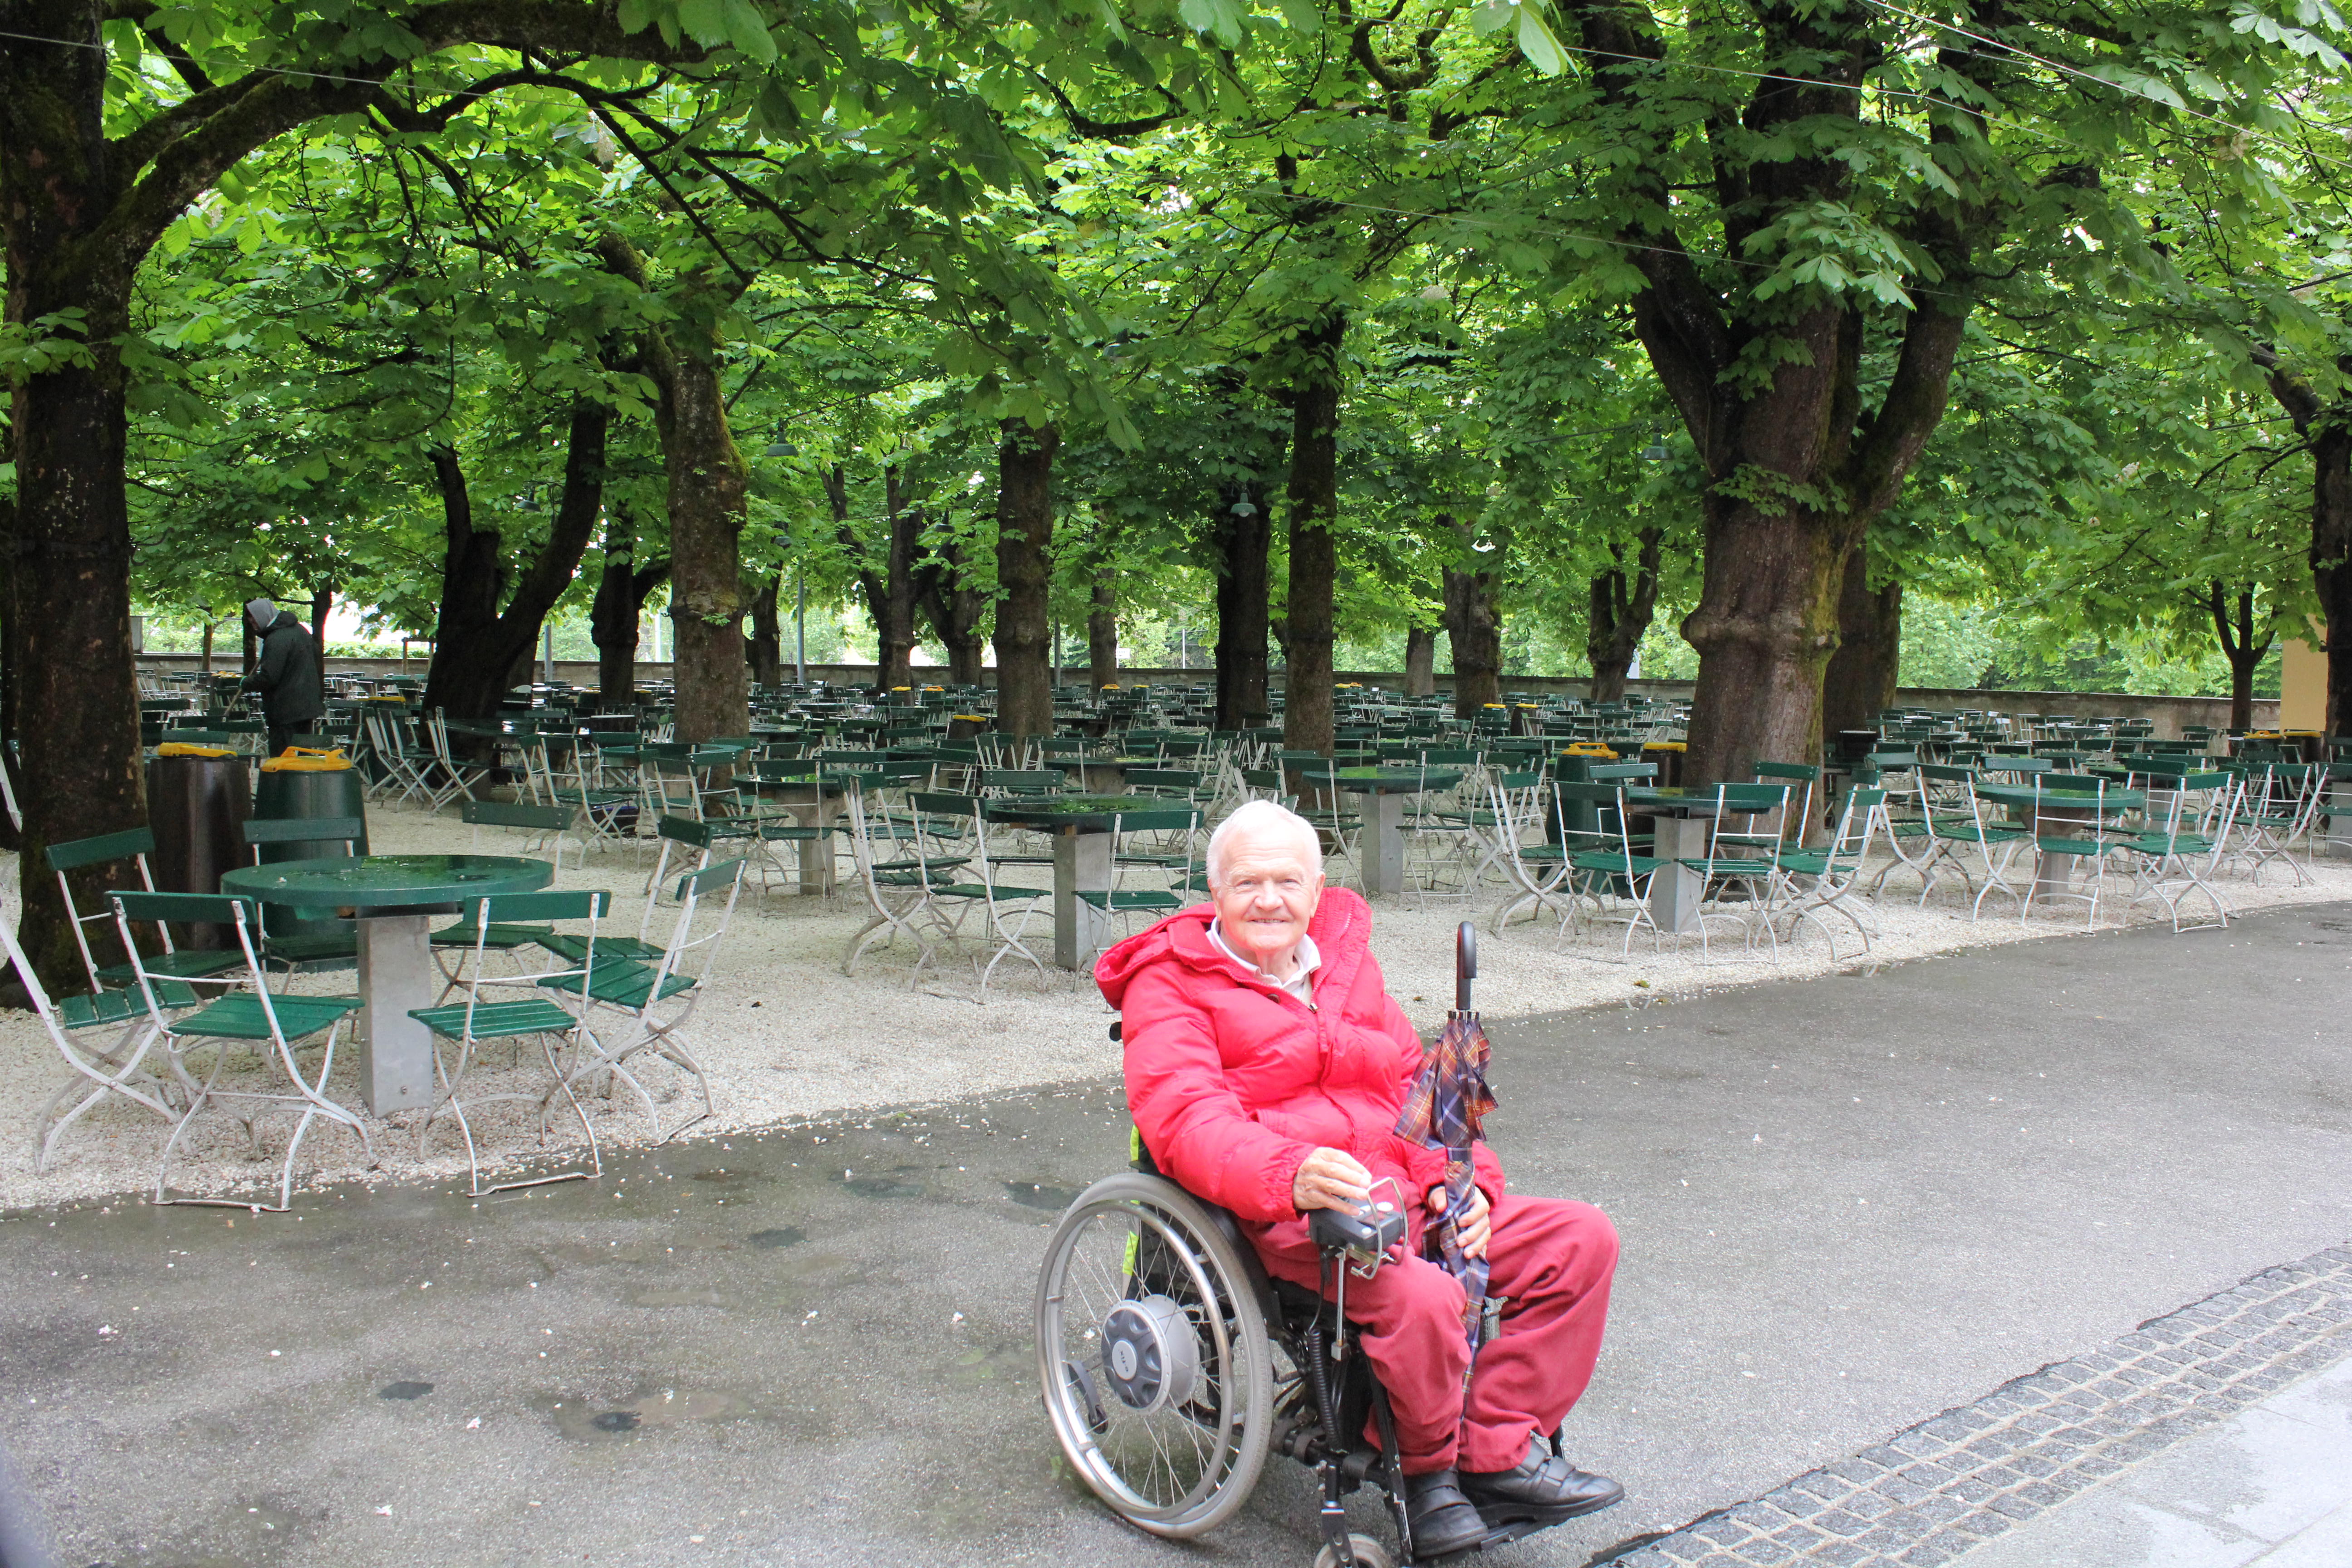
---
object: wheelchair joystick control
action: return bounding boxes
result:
[1308,1199,1406,1265]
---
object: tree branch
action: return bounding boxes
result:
[1036,76,1186,139]
[98,1,705,280]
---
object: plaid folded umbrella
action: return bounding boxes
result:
[1395,923,1499,1353]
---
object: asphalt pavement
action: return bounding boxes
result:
[1,900,2348,1568]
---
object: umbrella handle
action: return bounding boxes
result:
[1455,921,1475,1013]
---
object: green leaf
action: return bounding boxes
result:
[676,0,728,47]
[1515,5,1567,77]
[1176,0,1246,46]
[1275,0,1322,32]
[720,0,777,60]
[617,0,655,34]
[1470,0,1514,36]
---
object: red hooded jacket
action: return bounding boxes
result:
[1094,888,1505,1245]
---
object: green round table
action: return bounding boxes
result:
[221,854,554,1115]
[983,798,1184,970]
[1313,768,1462,897]
[1966,782,2145,902]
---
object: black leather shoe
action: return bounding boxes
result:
[1401,1468,1490,1558]
[1460,1437,1624,1525]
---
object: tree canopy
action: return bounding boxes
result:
[5,0,2350,980]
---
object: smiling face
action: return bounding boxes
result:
[1209,817,1324,971]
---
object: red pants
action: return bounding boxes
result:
[1254,1195,1617,1475]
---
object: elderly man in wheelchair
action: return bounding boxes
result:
[1035,801,1621,1567]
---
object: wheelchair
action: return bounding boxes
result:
[1034,1043,1571,1566]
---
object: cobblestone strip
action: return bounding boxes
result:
[1597,1243,2352,1568]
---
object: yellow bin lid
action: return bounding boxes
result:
[260,747,353,772]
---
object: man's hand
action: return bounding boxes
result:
[1292,1147,1372,1213]
[1429,1183,1492,1260]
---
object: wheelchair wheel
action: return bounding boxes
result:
[1313,1533,1396,1568]
[1035,1172,1274,1539]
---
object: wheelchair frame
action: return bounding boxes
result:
[1034,1035,1563,1567]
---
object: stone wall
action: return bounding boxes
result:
[137,655,2271,737]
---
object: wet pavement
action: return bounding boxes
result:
[1953,1353,2352,1568]
[1,901,2348,1568]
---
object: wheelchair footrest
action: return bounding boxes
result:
[1416,1517,1571,1565]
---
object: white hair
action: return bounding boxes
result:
[1206,799,1324,887]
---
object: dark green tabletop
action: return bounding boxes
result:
[826,762,931,785]
[1311,767,1465,794]
[1971,782,2146,811]
[1622,786,1723,817]
[220,854,553,911]
[982,795,1160,832]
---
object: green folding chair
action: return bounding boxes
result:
[47,827,244,992]
[411,890,614,1195]
[110,891,370,1210]
[240,817,363,973]
[543,859,746,1144]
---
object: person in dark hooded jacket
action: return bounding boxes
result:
[240,598,325,757]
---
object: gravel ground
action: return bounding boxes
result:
[5,801,2347,1211]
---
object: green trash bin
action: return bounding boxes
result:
[1549,751,1600,846]
[250,751,369,938]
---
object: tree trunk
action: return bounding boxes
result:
[828,463,922,693]
[876,469,920,692]
[1088,575,1118,693]
[598,236,749,745]
[592,541,635,705]
[991,420,1060,737]
[0,491,21,853]
[913,529,989,688]
[1402,623,1436,697]
[747,572,783,689]
[310,585,332,652]
[421,445,506,704]
[200,619,214,679]
[1820,534,1904,737]
[0,5,146,986]
[1658,298,1964,784]
[945,631,985,688]
[2207,581,2271,734]
[421,399,607,724]
[1282,314,1345,758]
[1681,503,1847,780]
[591,506,666,709]
[1212,479,1274,730]
[1587,527,1663,704]
[5,358,141,987]
[244,617,258,676]
[1576,0,1984,786]
[1439,518,1504,718]
[655,335,748,744]
[2263,367,2352,735]
[2316,423,2352,737]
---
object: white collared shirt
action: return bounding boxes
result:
[1208,921,1321,1004]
